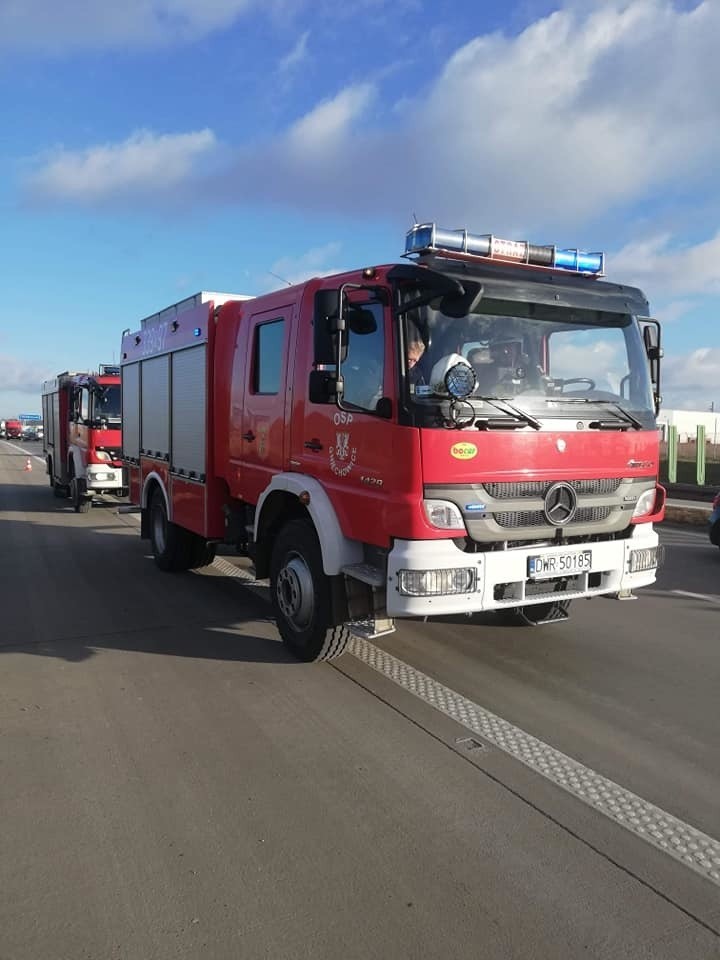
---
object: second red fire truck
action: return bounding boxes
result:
[42,366,127,512]
[121,225,665,662]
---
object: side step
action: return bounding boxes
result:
[514,599,571,626]
[341,563,385,588]
[349,617,396,640]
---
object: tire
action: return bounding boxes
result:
[269,519,350,662]
[710,521,720,547]
[149,489,195,572]
[53,483,69,499]
[71,476,92,513]
[189,538,216,570]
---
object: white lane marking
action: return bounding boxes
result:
[201,551,720,888]
[348,637,720,888]
[0,439,45,464]
[671,590,720,606]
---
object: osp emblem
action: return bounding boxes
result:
[556,438,567,452]
[336,432,349,461]
[329,431,357,478]
[543,482,577,526]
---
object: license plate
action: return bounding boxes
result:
[528,550,592,579]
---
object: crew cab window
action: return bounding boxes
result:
[253,319,285,394]
[342,302,385,412]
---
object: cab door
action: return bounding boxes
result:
[237,305,294,505]
[291,292,403,548]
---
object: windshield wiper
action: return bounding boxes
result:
[549,397,643,430]
[474,397,542,431]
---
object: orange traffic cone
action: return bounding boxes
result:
[24,457,32,472]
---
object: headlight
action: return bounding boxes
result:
[423,499,466,530]
[397,568,477,596]
[95,450,112,462]
[632,488,656,518]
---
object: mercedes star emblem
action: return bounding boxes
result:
[543,482,577,526]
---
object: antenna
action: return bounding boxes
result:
[268,270,292,287]
[412,211,418,224]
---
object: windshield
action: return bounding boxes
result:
[403,296,655,424]
[93,385,121,422]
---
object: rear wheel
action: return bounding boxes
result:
[710,521,720,547]
[270,519,349,662]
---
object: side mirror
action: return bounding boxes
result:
[314,289,343,364]
[309,369,343,405]
[641,319,662,415]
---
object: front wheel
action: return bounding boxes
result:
[71,476,91,513]
[270,519,349,662]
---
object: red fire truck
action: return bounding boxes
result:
[42,366,127,512]
[121,226,664,662]
[5,419,23,440]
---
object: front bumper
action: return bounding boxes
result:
[86,466,126,491]
[386,524,660,618]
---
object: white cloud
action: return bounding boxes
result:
[214,1,720,229]
[653,300,696,325]
[278,30,310,72]
[0,354,52,395]
[610,232,720,299]
[27,129,217,202]
[661,346,720,410]
[20,1,720,236]
[265,241,345,288]
[287,84,375,154]
[0,0,259,52]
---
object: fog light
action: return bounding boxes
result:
[628,546,659,573]
[397,568,476,596]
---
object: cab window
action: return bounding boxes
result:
[253,319,285,395]
[342,302,385,412]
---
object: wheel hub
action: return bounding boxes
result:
[276,556,314,631]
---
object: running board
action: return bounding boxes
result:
[515,600,571,626]
[349,617,396,640]
[341,563,385,588]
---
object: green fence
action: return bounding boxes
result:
[660,427,720,487]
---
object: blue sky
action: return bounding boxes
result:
[1,0,718,416]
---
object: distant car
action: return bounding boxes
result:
[21,427,38,442]
[709,492,720,548]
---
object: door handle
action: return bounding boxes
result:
[242,431,255,442]
[304,439,323,452]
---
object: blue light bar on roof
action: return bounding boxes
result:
[404,223,605,276]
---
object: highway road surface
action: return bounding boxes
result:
[1,438,719,959]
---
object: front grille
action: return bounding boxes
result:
[494,506,612,528]
[484,478,622,499]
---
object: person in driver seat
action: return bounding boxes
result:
[467,346,499,396]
